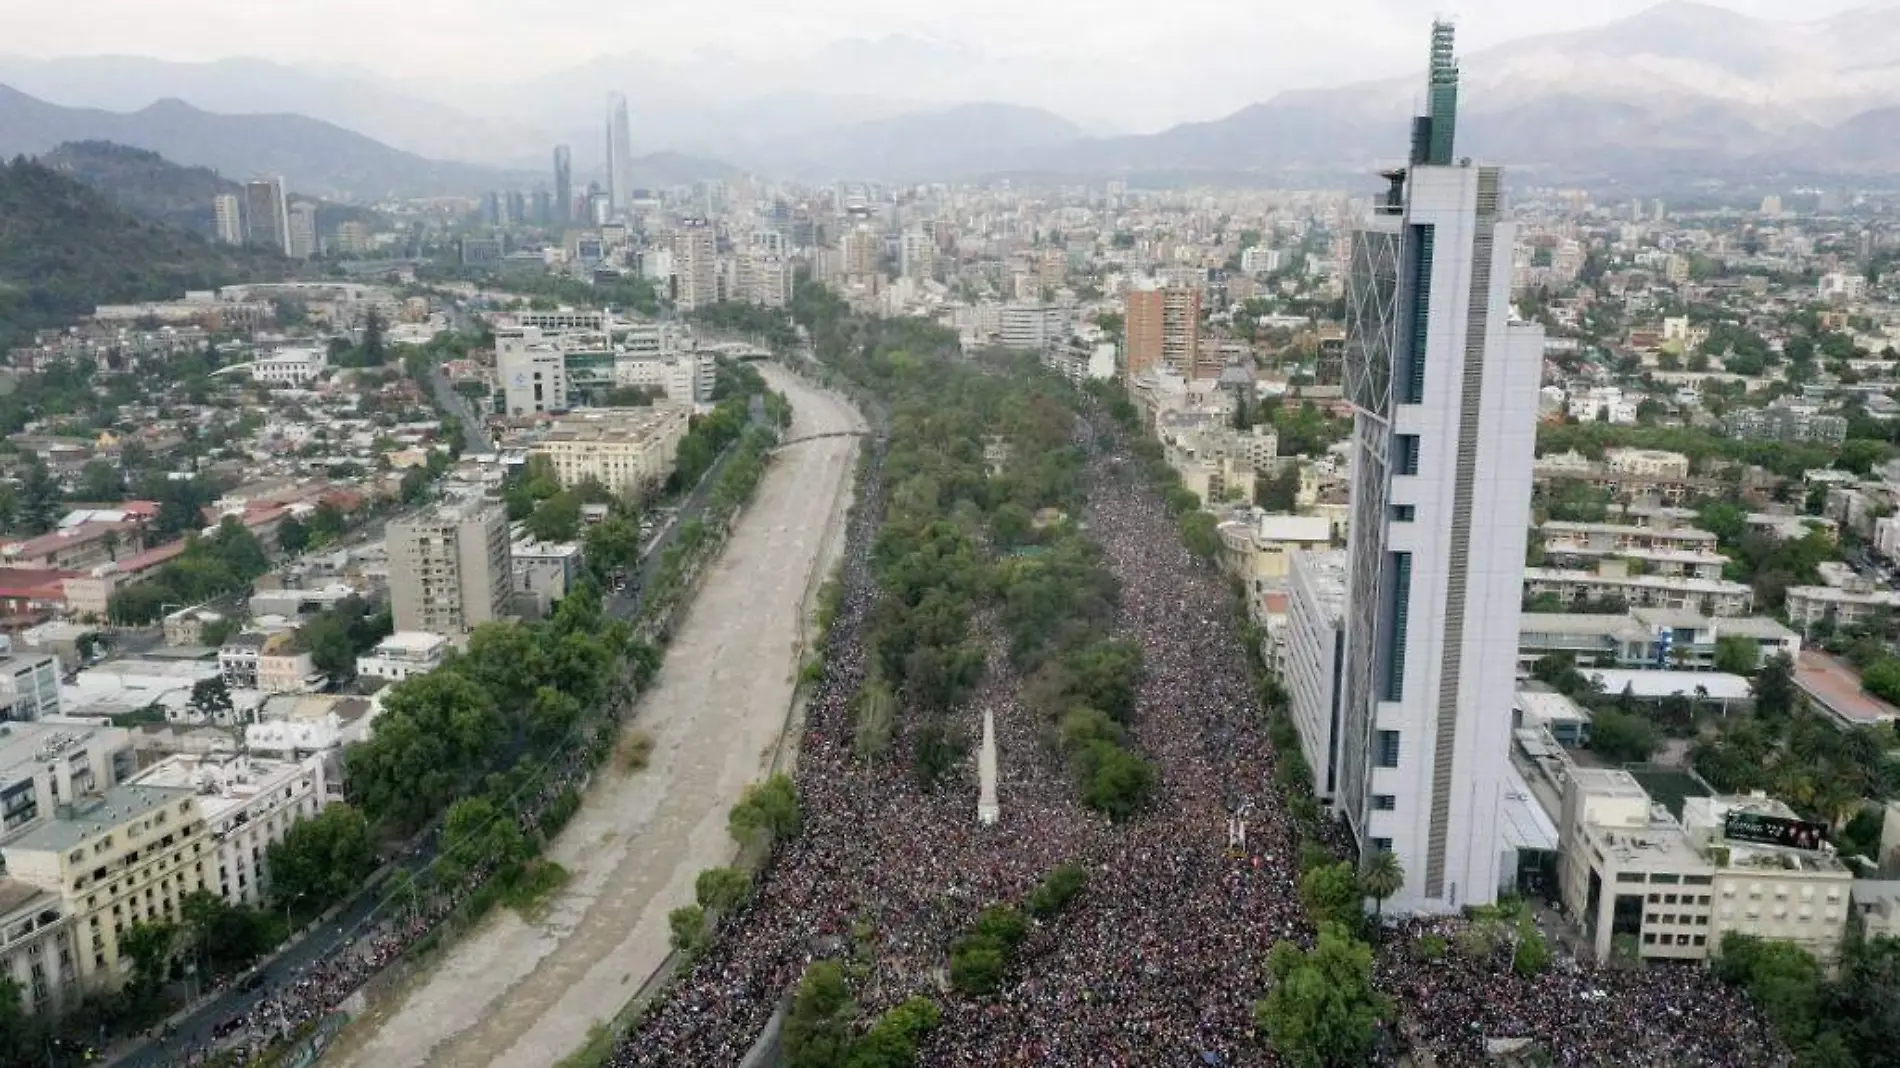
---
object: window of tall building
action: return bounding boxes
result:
[1375,730,1401,768]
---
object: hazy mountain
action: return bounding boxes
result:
[0,54,548,165]
[37,141,384,237]
[747,103,1086,181]
[996,2,1900,182]
[0,86,532,198]
[0,155,285,351]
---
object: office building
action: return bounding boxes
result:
[553,145,574,224]
[671,219,718,312]
[243,177,290,254]
[899,228,936,280]
[616,351,714,403]
[0,636,61,721]
[387,500,511,635]
[998,303,1070,352]
[213,194,244,245]
[496,326,568,417]
[1559,770,1851,965]
[128,754,325,907]
[606,93,634,213]
[0,877,77,1015]
[1,784,212,990]
[1284,551,1349,800]
[287,202,319,259]
[1124,285,1200,382]
[1336,22,1544,913]
[736,251,792,308]
[529,406,692,501]
[1,721,135,837]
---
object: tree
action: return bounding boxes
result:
[1026,863,1089,919]
[277,515,310,554]
[1179,510,1222,561]
[1255,465,1302,512]
[1512,913,1552,976]
[694,867,753,914]
[1754,653,1798,718]
[1255,922,1392,1068]
[1591,707,1660,764]
[120,921,180,997]
[362,307,387,366]
[1360,849,1404,923]
[1300,861,1364,930]
[188,676,233,721]
[17,458,62,534]
[784,960,857,1068]
[845,997,942,1068]
[668,904,709,954]
[1076,742,1154,822]
[728,773,801,845]
[949,937,1009,996]
[1715,634,1761,675]
[525,491,583,542]
[267,804,377,914]
[853,676,898,763]
[79,457,125,501]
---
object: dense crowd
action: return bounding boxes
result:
[143,387,1791,1068]
[610,408,1791,1067]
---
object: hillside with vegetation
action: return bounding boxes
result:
[38,141,387,239]
[0,156,285,350]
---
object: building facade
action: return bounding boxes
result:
[1284,551,1348,800]
[1124,285,1200,382]
[213,194,244,246]
[128,754,324,908]
[528,406,691,501]
[1337,22,1544,914]
[243,178,290,254]
[0,785,212,990]
[386,500,512,635]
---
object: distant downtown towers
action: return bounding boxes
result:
[606,92,633,213]
[553,144,573,223]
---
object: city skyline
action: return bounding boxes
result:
[0,0,1878,131]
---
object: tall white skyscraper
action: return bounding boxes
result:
[1337,22,1543,915]
[606,93,634,213]
[553,144,573,223]
[213,194,244,245]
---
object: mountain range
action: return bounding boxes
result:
[5,3,1900,189]
[0,86,739,201]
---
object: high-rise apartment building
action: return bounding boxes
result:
[287,202,319,259]
[670,218,718,312]
[387,500,512,635]
[606,94,634,213]
[840,223,882,278]
[1123,285,1200,382]
[213,194,244,245]
[243,177,290,254]
[1336,22,1543,915]
[553,145,573,224]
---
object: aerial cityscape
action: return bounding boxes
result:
[1,2,1899,1066]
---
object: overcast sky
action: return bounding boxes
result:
[4,0,1888,129]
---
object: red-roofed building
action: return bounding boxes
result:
[61,540,189,619]
[0,520,147,572]
[0,568,78,627]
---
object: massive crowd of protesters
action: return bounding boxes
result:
[609,408,1791,1067]
[144,381,1790,1068]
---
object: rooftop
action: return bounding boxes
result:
[3,783,193,854]
[536,405,691,445]
[0,877,51,919]
[1583,668,1752,702]
[0,722,125,785]
[1796,650,1900,726]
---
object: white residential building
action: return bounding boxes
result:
[355,631,451,683]
[497,326,569,417]
[1338,24,1544,914]
[1284,551,1348,801]
[0,636,61,721]
[128,753,326,907]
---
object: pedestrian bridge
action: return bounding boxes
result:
[769,429,872,452]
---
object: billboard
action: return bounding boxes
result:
[1724,810,1827,851]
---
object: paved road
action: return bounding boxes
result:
[317,366,863,1068]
